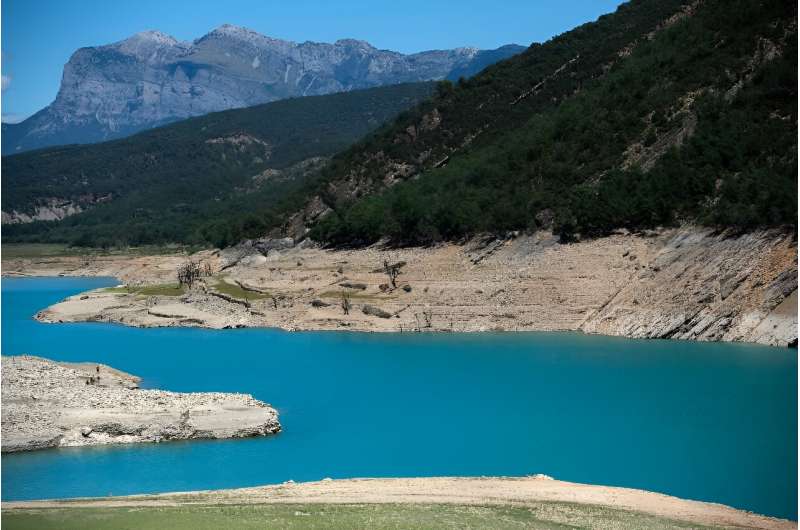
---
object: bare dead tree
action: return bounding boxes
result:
[422,309,433,328]
[341,292,352,315]
[383,259,402,288]
[177,261,202,288]
[414,309,433,331]
[201,262,214,277]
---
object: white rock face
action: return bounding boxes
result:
[3,25,522,153]
[1,199,82,224]
[1,355,281,452]
[1,195,113,225]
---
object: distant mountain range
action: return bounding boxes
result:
[1,25,524,154]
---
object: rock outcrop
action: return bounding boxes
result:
[579,229,797,346]
[1,356,280,452]
[1,199,83,224]
[2,26,523,153]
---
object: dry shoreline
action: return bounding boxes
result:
[2,476,795,529]
[3,227,797,347]
[1,356,280,452]
[3,233,796,528]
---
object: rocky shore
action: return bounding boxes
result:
[1,356,280,452]
[6,226,797,347]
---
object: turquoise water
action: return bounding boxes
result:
[1,277,797,519]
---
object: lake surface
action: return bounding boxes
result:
[1,276,797,519]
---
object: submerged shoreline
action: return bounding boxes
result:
[5,227,796,347]
[3,476,795,529]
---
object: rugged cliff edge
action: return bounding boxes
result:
[1,356,280,452]
[10,226,796,347]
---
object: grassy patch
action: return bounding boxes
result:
[212,279,272,301]
[103,284,185,297]
[0,502,722,529]
[137,284,186,296]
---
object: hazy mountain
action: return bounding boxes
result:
[2,26,523,154]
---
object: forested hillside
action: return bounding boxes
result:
[282,0,796,246]
[2,83,435,247]
[5,0,795,250]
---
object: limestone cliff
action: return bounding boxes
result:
[2,26,523,154]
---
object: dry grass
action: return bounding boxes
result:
[104,284,185,296]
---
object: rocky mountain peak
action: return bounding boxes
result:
[2,28,524,154]
[211,23,258,36]
[126,30,180,45]
[110,30,186,62]
[452,46,480,58]
[334,38,377,51]
[200,23,286,47]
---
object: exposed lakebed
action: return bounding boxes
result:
[1,277,797,519]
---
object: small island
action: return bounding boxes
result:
[1,356,280,452]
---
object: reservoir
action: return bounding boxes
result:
[1,277,796,519]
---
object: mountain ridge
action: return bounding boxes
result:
[2,25,523,154]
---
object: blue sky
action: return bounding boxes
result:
[1,0,624,123]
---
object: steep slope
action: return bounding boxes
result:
[2,83,435,246]
[2,26,522,154]
[260,0,795,246]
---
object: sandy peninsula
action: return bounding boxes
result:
[1,355,280,452]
